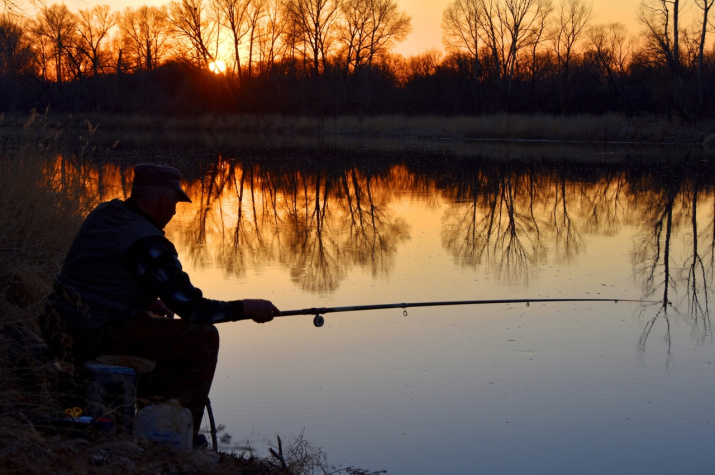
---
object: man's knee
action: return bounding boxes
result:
[185,323,219,358]
[196,322,219,345]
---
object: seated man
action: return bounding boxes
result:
[43,163,279,444]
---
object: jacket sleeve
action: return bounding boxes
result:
[125,235,247,324]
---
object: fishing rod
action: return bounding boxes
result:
[278,297,662,327]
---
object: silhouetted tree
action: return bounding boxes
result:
[283,0,342,77]
[31,3,78,84]
[0,13,35,77]
[168,0,217,67]
[548,0,592,112]
[119,6,173,71]
[75,5,117,76]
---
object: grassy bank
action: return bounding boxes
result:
[3,112,715,146]
[0,114,349,474]
[57,112,715,145]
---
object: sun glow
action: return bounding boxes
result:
[209,60,226,74]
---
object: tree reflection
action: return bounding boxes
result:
[440,161,565,283]
[548,171,584,265]
[682,167,712,342]
[48,149,715,324]
[638,308,673,367]
[634,169,681,308]
[631,163,681,357]
[631,157,715,354]
[440,168,491,269]
[434,154,714,357]
[170,155,410,293]
[341,167,409,279]
[581,171,628,236]
[282,169,346,293]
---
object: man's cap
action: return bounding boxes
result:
[132,163,192,202]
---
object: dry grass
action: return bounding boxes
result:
[322,113,714,143]
[14,111,708,145]
[0,111,95,328]
[0,110,99,473]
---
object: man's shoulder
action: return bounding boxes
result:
[82,198,163,249]
[88,198,126,216]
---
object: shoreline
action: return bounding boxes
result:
[3,112,714,147]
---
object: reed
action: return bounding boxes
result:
[0,112,94,328]
[0,111,97,473]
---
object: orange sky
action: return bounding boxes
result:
[65,0,678,57]
[393,0,643,56]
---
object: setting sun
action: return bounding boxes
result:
[209,60,226,74]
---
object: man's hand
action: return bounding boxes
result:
[148,299,175,318]
[242,299,280,323]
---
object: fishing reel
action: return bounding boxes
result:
[313,315,325,327]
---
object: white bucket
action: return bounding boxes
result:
[132,401,193,449]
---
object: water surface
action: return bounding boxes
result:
[59,139,715,473]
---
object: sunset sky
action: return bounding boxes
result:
[392,0,643,56]
[64,0,660,57]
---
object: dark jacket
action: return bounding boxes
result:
[50,198,243,329]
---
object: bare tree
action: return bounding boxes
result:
[1,0,43,15]
[549,0,592,111]
[257,0,287,76]
[168,0,218,67]
[75,5,117,76]
[523,0,551,101]
[214,0,251,79]
[694,0,714,104]
[365,0,410,67]
[245,0,267,78]
[442,0,483,65]
[339,0,410,74]
[586,22,633,95]
[638,0,683,70]
[338,0,372,73]
[31,3,78,84]
[638,0,687,107]
[479,0,552,107]
[441,0,551,104]
[0,13,35,76]
[283,0,342,77]
[119,6,173,71]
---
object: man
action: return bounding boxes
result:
[44,163,279,445]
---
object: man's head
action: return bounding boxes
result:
[130,164,192,228]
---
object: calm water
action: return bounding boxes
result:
[62,138,715,473]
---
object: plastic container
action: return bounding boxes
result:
[133,402,193,449]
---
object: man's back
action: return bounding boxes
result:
[54,198,163,329]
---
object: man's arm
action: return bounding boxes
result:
[126,236,278,324]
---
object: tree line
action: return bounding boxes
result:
[0,0,713,116]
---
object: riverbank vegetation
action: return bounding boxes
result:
[1,0,714,118]
[0,115,358,474]
[1,112,714,147]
